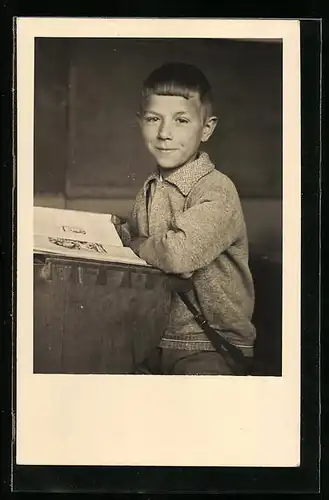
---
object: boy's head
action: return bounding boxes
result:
[138,62,218,170]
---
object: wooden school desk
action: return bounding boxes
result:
[33,255,171,374]
[33,252,282,376]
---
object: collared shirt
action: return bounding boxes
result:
[129,151,256,353]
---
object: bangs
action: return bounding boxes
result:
[142,82,199,101]
[141,82,213,116]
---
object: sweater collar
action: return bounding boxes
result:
[144,151,215,196]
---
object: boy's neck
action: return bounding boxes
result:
[158,151,200,179]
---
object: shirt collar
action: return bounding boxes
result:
[143,151,215,197]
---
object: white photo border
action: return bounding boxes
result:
[16,18,301,467]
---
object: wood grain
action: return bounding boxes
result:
[33,254,282,376]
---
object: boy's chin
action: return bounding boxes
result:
[154,155,188,170]
[157,162,180,170]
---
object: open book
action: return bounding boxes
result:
[34,206,150,268]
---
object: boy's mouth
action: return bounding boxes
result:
[156,148,178,153]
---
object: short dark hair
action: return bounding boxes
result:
[141,62,213,116]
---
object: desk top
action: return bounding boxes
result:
[34,252,164,276]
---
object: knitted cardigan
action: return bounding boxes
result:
[127,151,256,355]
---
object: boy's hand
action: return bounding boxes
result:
[111,215,131,246]
[130,237,147,256]
[111,215,128,226]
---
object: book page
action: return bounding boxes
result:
[34,206,150,267]
[34,233,150,267]
[34,206,123,248]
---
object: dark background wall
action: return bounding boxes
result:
[34,37,282,260]
[33,37,283,375]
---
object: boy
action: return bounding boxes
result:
[115,62,256,375]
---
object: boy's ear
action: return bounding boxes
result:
[201,116,218,143]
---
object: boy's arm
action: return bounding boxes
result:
[131,177,244,274]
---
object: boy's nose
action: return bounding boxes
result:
[157,121,173,140]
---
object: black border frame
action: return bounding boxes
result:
[1,11,322,495]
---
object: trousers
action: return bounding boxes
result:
[135,347,236,375]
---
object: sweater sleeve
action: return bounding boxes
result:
[125,187,146,242]
[137,176,244,274]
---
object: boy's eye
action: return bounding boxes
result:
[144,116,159,123]
[176,117,189,124]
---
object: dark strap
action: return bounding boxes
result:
[176,290,249,376]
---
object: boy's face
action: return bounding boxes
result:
[139,93,217,170]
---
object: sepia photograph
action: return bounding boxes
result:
[16,18,301,468]
[33,35,282,377]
